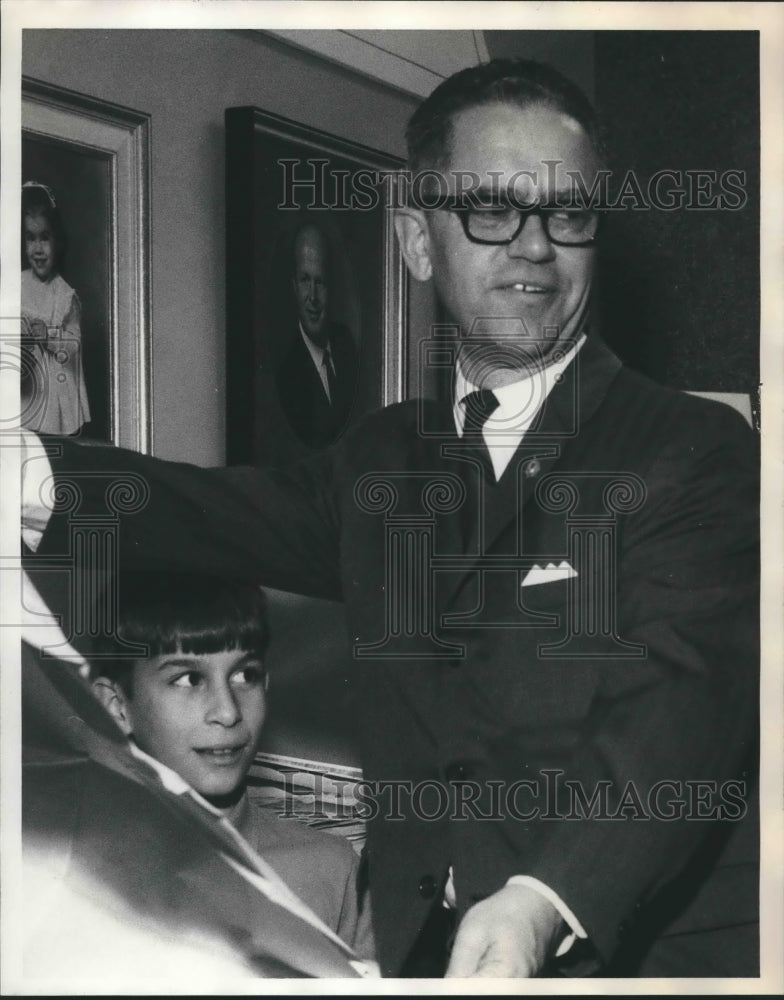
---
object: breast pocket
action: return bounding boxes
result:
[517,571,571,617]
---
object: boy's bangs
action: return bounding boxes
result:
[124,619,268,659]
[113,573,269,659]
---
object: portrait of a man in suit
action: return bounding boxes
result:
[275,223,358,449]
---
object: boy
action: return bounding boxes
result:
[90,571,374,961]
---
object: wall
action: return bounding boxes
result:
[594,31,759,395]
[484,29,594,98]
[23,29,419,465]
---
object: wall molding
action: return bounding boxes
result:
[264,29,488,97]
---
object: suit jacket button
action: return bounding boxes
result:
[445,762,472,782]
[523,458,541,478]
[418,875,438,899]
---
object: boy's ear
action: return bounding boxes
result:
[91,677,133,735]
[394,208,433,283]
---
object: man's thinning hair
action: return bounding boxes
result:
[289,221,332,287]
[406,58,606,175]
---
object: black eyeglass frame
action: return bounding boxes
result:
[439,198,604,248]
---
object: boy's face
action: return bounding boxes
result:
[107,648,267,800]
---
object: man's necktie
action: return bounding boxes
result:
[459,389,500,543]
[461,388,500,477]
[322,345,337,404]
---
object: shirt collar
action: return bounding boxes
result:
[298,321,329,365]
[454,333,587,436]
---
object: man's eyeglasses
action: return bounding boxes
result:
[441,198,602,247]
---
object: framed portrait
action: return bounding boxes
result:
[21,77,151,451]
[225,107,407,466]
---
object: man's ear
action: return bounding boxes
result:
[394,208,433,283]
[91,677,133,735]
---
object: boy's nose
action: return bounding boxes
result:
[206,685,240,726]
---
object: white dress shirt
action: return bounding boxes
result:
[454,333,586,481]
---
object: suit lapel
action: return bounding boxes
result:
[295,332,329,405]
[393,400,468,578]
[328,324,356,416]
[446,336,624,601]
[385,338,623,620]
[487,335,623,553]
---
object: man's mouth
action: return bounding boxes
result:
[503,282,552,293]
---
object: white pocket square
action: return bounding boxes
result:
[521,561,578,587]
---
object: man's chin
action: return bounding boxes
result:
[459,336,565,380]
[303,321,327,344]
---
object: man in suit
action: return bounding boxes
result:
[21,59,758,978]
[275,223,357,449]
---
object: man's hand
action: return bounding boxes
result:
[445,883,564,978]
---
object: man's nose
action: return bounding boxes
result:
[206,684,240,726]
[505,212,555,262]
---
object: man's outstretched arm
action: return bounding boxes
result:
[21,430,344,601]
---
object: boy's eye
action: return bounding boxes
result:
[231,665,266,687]
[171,671,203,689]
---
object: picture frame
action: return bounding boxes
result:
[21,77,152,452]
[225,107,407,466]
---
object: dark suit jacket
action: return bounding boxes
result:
[275,322,357,449]
[21,644,361,979]
[31,335,759,977]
